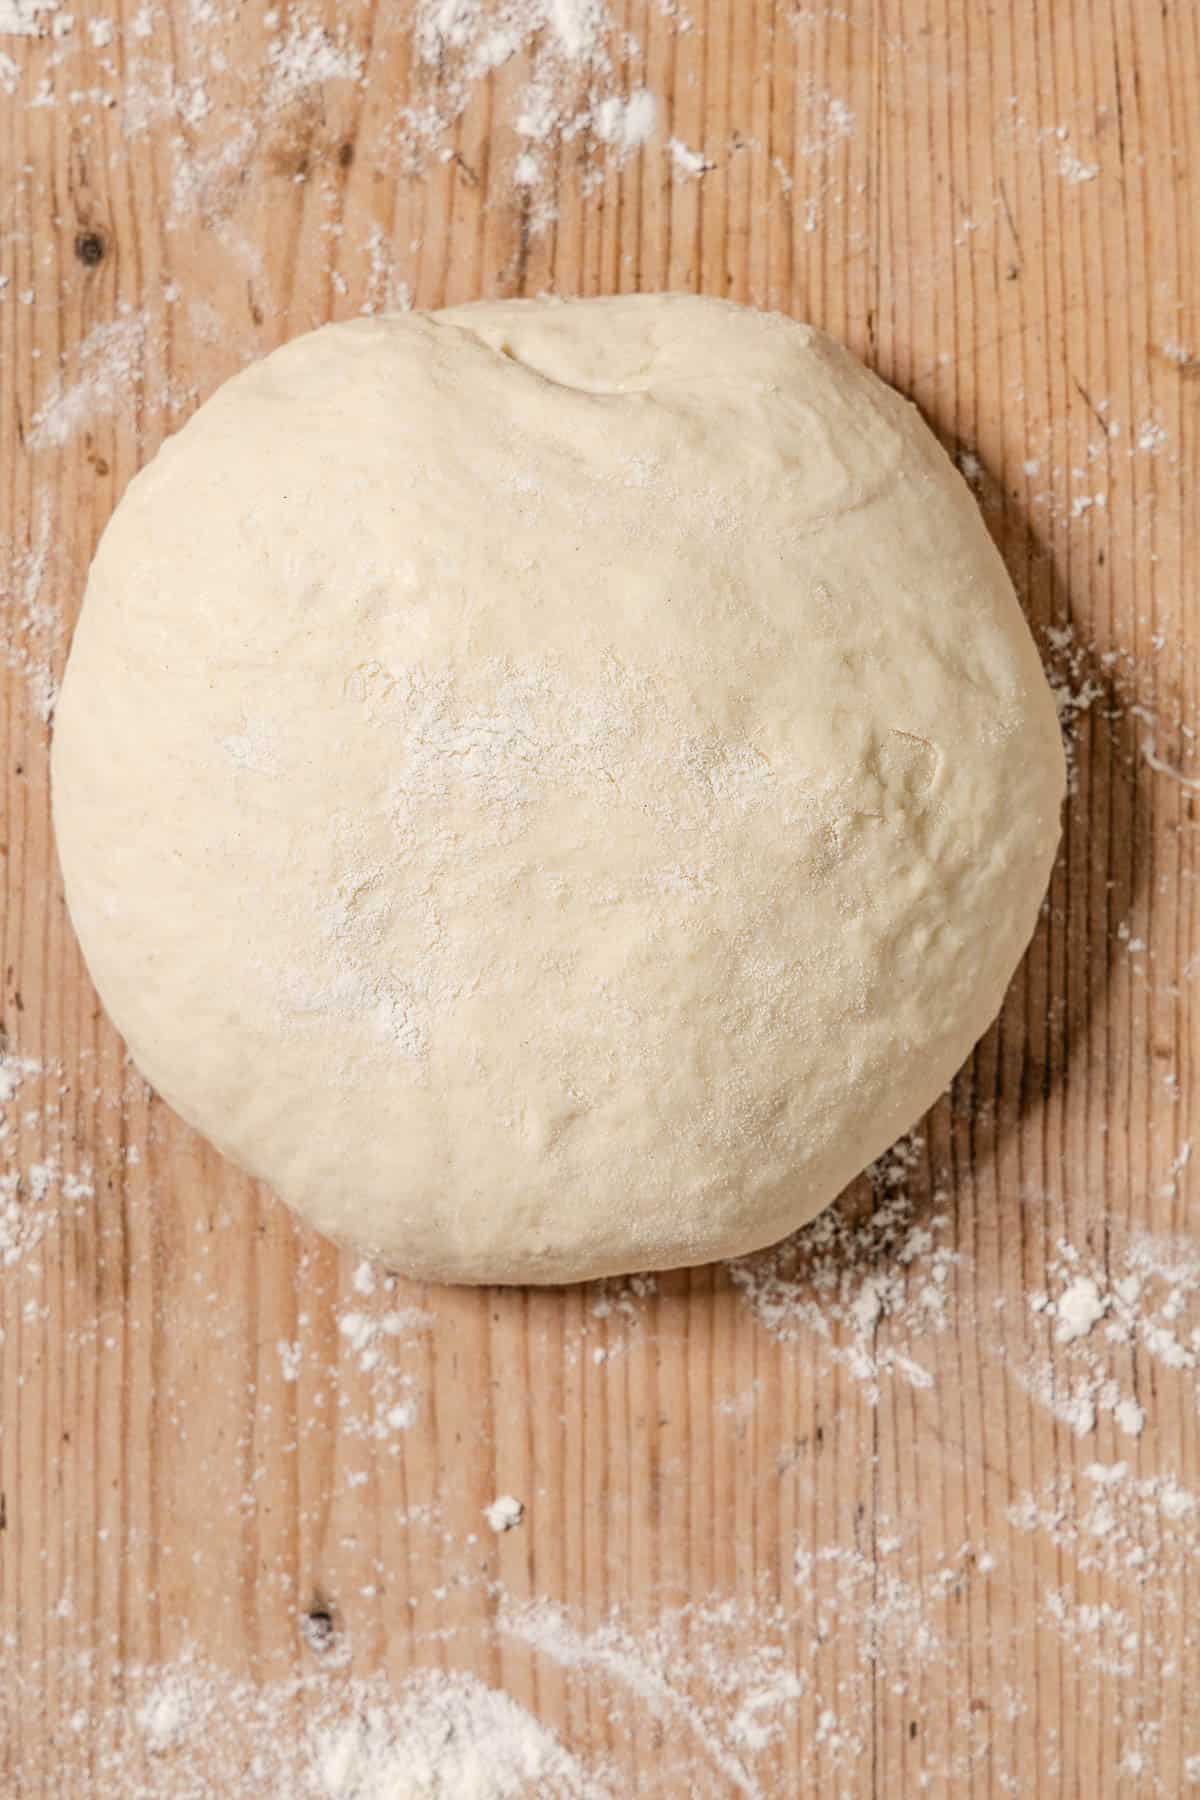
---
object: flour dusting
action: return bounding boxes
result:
[0,0,57,35]
[308,1671,604,1798]
[60,1659,608,1798]
[728,1131,958,1402]
[0,496,60,719]
[0,0,863,301]
[668,137,711,177]
[401,0,689,213]
[500,1540,1011,1796]
[1057,144,1099,184]
[28,310,147,450]
[485,1494,525,1532]
[0,1048,94,1268]
[1042,621,1107,795]
[267,20,364,110]
[1052,1274,1108,1343]
[592,87,657,160]
[502,1596,801,1796]
[332,1283,433,1447]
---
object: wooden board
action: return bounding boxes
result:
[2,0,1199,1792]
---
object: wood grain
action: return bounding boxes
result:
[2,0,1199,1792]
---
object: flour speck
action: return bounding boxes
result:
[485,1495,525,1532]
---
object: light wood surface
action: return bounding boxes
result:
[2,0,1198,1793]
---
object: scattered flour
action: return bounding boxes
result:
[589,1273,657,1322]
[798,92,855,159]
[592,87,657,160]
[1113,1396,1146,1438]
[0,1048,93,1267]
[337,1302,435,1373]
[28,310,147,451]
[1041,621,1106,795]
[266,20,364,110]
[1140,729,1200,794]
[485,1494,525,1532]
[137,1670,208,1753]
[0,495,60,719]
[728,1132,958,1402]
[1014,1231,1200,1445]
[1063,1235,1200,1375]
[401,0,676,210]
[0,0,862,298]
[1010,1360,1100,1437]
[563,1270,657,1365]
[308,1671,603,1798]
[1009,1357,1146,1441]
[0,0,57,34]
[1011,1459,1200,1591]
[667,137,711,177]
[73,1659,607,1798]
[360,226,414,318]
[331,1293,433,1443]
[1052,1275,1108,1343]
[500,1546,1002,1794]
[1042,1587,1138,1678]
[1057,145,1099,184]
[1011,115,1101,186]
[502,1597,789,1797]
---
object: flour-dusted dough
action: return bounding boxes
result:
[52,296,1064,1284]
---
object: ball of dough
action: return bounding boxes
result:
[52,296,1064,1284]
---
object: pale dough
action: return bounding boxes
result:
[52,296,1065,1284]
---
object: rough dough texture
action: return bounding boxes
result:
[52,295,1065,1284]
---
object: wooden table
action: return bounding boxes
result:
[2,1,1198,1792]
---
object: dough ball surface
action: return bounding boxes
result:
[52,296,1064,1283]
